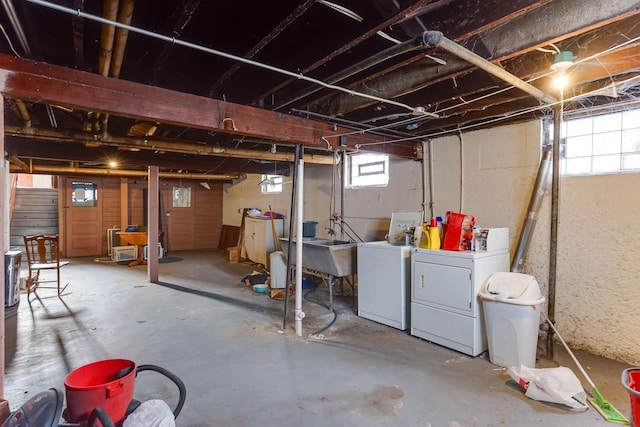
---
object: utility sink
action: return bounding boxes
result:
[279,238,357,277]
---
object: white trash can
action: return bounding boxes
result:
[479,272,545,368]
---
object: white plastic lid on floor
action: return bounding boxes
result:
[479,272,545,305]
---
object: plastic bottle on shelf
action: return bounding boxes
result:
[419,223,430,249]
[436,216,444,241]
[427,218,441,249]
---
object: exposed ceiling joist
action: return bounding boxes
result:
[0,54,417,158]
[311,0,640,117]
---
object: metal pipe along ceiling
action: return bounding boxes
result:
[24,0,428,115]
[422,31,558,105]
[8,163,245,181]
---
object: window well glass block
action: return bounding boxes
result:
[592,154,620,173]
[622,129,640,153]
[593,112,621,133]
[565,157,592,175]
[623,109,640,130]
[622,153,640,170]
[592,131,621,155]
[565,135,592,158]
[566,117,592,137]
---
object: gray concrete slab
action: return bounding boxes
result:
[4,250,634,426]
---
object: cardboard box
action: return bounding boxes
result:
[270,289,286,300]
[227,246,240,263]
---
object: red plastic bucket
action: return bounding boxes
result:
[622,368,640,426]
[64,359,136,424]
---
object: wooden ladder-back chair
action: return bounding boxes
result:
[23,234,69,299]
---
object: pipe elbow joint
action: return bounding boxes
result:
[422,31,443,48]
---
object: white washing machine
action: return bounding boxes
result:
[357,242,411,330]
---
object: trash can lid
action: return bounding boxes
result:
[479,272,545,305]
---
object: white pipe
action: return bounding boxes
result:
[427,140,435,219]
[25,0,425,115]
[458,130,464,212]
[295,158,305,336]
[422,31,557,105]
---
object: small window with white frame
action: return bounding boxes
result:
[346,152,389,188]
[260,174,283,194]
[560,108,640,175]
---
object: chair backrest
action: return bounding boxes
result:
[23,234,61,265]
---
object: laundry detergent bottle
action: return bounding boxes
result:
[427,218,440,249]
[419,223,430,249]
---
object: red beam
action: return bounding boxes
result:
[0,54,417,158]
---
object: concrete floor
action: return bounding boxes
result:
[4,250,634,426]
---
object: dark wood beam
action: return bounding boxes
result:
[0,54,417,158]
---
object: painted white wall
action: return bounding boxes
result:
[427,120,640,365]
[222,120,640,365]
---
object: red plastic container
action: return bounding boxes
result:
[622,368,640,426]
[64,359,136,424]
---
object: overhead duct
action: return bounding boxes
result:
[421,31,557,105]
[98,0,135,136]
[9,162,245,181]
[5,125,337,164]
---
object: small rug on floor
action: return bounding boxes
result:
[116,256,183,266]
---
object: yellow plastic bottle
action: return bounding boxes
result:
[419,223,430,249]
[427,218,440,249]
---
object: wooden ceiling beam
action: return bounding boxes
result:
[0,54,417,158]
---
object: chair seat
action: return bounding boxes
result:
[31,260,70,270]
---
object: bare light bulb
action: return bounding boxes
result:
[553,71,569,90]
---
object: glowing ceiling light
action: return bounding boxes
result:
[550,51,575,90]
[553,71,569,90]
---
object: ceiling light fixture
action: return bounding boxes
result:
[550,51,575,71]
[550,51,575,90]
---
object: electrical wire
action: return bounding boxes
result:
[0,23,21,57]
[25,0,426,116]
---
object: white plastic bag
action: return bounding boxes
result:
[507,365,588,411]
[123,399,176,427]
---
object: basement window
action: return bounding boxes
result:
[173,186,191,207]
[346,153,389,188]
[561,108,640,175]
[72,182,97,207]
[261,175,283,194]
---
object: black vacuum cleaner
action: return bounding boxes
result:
[2,364,186,427]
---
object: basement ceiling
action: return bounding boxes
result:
[0,0,639,179]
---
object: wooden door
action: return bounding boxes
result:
[161,182,222,251]
[163,185,195,251]
[64,178,103,257]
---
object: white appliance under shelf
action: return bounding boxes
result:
[410,248,509,356]
[357,241,411,330]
